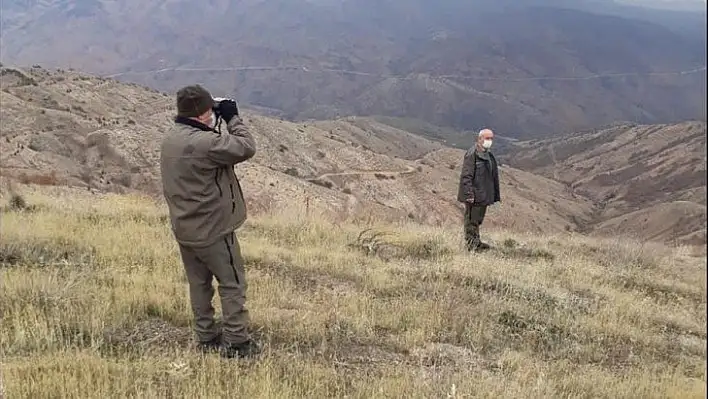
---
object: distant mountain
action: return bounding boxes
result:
[616,0,706,12]
[0,0,705,139]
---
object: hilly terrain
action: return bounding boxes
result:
[1,65,705,247]
[506,122,707,245]
[0,65,597,237]
[0,0,705,139]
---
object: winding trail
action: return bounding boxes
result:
[310,164,419,180]
[304,149,445,181]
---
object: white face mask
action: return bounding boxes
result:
[209,113,217,128]
[482,139,493,149]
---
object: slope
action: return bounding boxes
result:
[594,201,707,246]
[505,121,707,244]
[1,184,705,397]
[0,0,705,138]
[0,65,594,237]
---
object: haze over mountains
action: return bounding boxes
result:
[1,0,705,139]
[618,0,706,11]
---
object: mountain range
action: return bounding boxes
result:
[0,0,705,139]
[0,65,705,246]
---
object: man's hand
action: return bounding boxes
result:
[216,99,239,123]
[466,197,475,204]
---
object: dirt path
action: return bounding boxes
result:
[312,165,418,180]
[306,151,439,181]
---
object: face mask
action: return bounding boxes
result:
[209,113,217,128]
[482,139,493,149]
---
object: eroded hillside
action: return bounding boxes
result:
[0,66,595,236]
[506,122,707,245]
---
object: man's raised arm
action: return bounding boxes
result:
[207,100,257,166]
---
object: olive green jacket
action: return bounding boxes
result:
[160,115,256,247]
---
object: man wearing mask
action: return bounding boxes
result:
[457,128,501,252]
[160,84,259,359]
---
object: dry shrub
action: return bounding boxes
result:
[579,239,665,270]
[309,178,333,189]
[350,228,454,261]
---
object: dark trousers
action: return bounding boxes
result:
[177,232,250,345]
[464,203,487,250]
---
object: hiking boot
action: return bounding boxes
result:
[468,242,491,252]
[220,339,261,359]
[196,334,222,354]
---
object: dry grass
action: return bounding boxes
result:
[0,187,706,398]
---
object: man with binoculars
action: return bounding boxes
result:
[160,84,259,359]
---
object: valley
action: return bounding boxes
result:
[1,65,704,246]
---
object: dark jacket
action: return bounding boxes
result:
[457,147,501,206]
[160,115,256,248]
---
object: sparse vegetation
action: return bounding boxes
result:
[1,66,703,245]
[1,187,705,398]
[505,121,707,246]
[7,192,27,211]
[0,67,38,86]
[309,178,333,189]
[16,171,59,186]
[374,173,396,180]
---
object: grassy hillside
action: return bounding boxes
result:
[1,185,705,397]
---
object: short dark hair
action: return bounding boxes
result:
[176,84,214,117]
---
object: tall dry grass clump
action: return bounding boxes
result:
[0,186,705,398]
